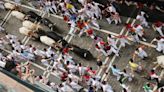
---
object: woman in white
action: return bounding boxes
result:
[151,37,164,54]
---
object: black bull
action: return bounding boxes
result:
[26,11,58,32]
[34,30,95,60]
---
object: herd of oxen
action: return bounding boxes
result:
[2,2,94,60]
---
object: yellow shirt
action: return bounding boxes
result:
[129,61,138,70]
[66,3,73,9]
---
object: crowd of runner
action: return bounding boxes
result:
[0,0,164,92]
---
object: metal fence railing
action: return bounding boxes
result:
[0,67,50,92]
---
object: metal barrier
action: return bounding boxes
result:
[0,67,49,92]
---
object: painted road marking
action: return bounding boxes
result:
[97,18,131,76]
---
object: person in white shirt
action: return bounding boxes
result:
[91,2,103,19]
[101,81,114,92]
[152,21,164,36]
[133,46,148,60]
[107,34,118,49]
[0,38,7,48]
[133,24,147,41]
[136,11,149,28]
[0,1,5,10]
[5,33,17,40]
[78,6,87,20]
[0,53,6,68]
[115,35,131,47]
[85,4,94,18]
[78,63,87,76]
[105,45,120,56]
[45,0,54,14]
[68,20,76,35]
[78,0,86,6]
[60,82,74,92]
[151,37,164,54]
[111,12,121,25]
[91,77,102,91]
[90,15,100,29]
[51,0,58,14]
[68,78,82,91]
[120,83,131,92]
[106,3,116,13]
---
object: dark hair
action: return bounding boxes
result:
[66,61,69,65]
[156,37,160,40]
[108,34,111,37]
[43,48,47,51]
[79,63,81,66]
[39,75,42,79]
[151,69,155,73]
[123,88,127,92]
[113,65,116,68]
[130,58,133,62]
[160,88,164,92]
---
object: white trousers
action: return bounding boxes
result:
[155,27,164,36]
[120,39,130,47]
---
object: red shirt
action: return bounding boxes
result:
[83,75,91,81]
[86,29,93,35]
[63,16,69,22]
[137,2,144,9]
[77,21,84,29]
[99,41,105,45]
[61,73,68,81]
[105,45,111,51]
[86,68,96,75]
[95,45,100,49]
[126,23,132,29]
[154,21,163,27]
[63,48,70,54]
